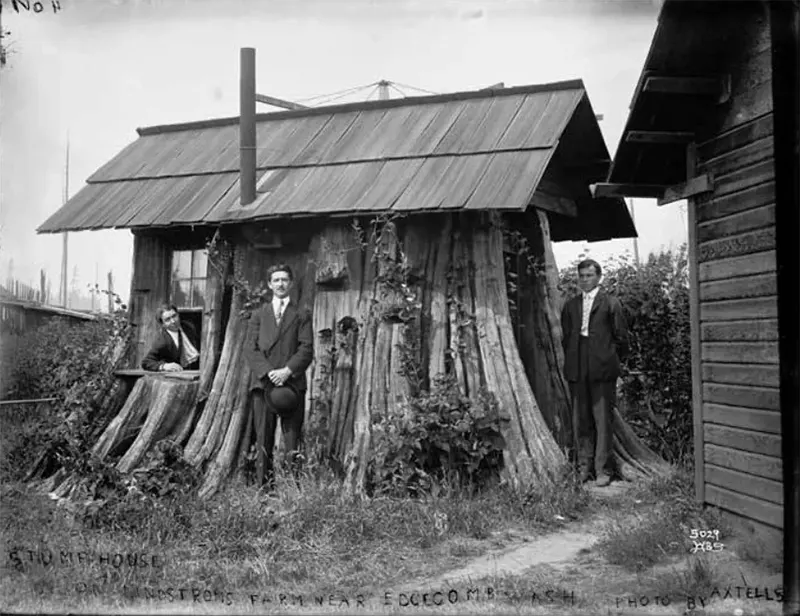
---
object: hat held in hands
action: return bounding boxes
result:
[268,384,300,414]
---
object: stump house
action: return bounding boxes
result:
[39,76,653,497]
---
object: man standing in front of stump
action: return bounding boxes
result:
[245,264,313,490]
[561,259,629,487]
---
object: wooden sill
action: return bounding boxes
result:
[114,369,200,381]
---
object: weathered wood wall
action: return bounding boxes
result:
[691,8,782,534]
[127,233,172,368]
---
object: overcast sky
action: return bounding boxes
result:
[0,0,683,304]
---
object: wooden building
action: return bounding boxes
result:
[596,0,799,557]
[38,77,655,497]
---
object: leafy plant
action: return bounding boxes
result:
[368,375,508,496]
[6,306,132,480]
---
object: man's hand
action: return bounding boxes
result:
[267,367,292,386]
[161,362,183,372]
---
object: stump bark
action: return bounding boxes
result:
[53,211,665,500]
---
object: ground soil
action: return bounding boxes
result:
[0,478,784,615]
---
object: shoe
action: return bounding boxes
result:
[595,474,611,487]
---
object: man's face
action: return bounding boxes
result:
[578,266,600,293]
[161,309,180,332]
[268,271,293,299]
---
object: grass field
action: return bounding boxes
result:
[0,406,784,615]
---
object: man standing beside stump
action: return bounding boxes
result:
[561,259,629,487]
[245,264,313,491]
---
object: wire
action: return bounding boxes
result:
[311,83,380,107]
[364,85,381,101]
[391,81,439,95]
[290,80,437,107]
[387,83,407,98]
[295,82,379,104]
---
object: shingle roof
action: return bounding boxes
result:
[38,79,633,240]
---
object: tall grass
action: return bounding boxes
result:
[595,466,730,572]
[0,455,592,612]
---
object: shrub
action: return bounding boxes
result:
[559,246,692,464]
[5,308,132,482]
[80,440,201,537]
[9,311,127,400]
[368,375,508,496]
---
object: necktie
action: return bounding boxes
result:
[276,300,284,323]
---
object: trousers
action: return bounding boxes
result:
[251,388,305,487]
[569,337,614,477]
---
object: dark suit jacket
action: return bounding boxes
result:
[561,289,629,383]
[141,322,200,372]
[244,301,314,393]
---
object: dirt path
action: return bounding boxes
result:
[436,530,598,584]
[396,480,629,594]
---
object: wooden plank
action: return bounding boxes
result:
[431,155,494,211]
[699,272,777,301]
[697,113,773,162]
[353,159,425,212]
[705,484,783,529]
[698,250,776,282]
[705,443,782,482]
[698,136,774,178]
[719,72,773,135]
[697,204,775,244]
[434,97,495,154]
[625,130,695,144]
[712,159,774,198]
[704,423,782,457]
[590,183,666,198]
[703,384,780,411]
[701,341,779,364]
[467,95,527,152]
[496,92,555,150]
[700,296,777,322]
[701,319,779,342]
[530,190,578,217]
[521,89,583,147]
[704,403,782,434]
[325,108,389,164]
[705,464,783,505]
[687,143,704,506]
[643,75,728,97]
[696,181,774,223]
[254,93,307,110]
[530,190,578,218]
[464,150,553,210]
[698,227,775,262]
[658,174,713,206]
[702,362,780,388]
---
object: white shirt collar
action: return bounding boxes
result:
[273,296,289,308]
[582,286,600,301]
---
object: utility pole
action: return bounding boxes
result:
[60,136,70,307]
[91,262,98,312]
[629,198,641,266]
[107,270,115,313]
[378,79,390,100]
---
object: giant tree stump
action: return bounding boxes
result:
[54,212,665,501]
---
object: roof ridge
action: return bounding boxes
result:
[136,79,586,136]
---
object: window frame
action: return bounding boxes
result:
[170,248,208,311]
